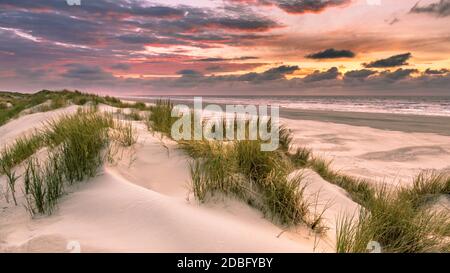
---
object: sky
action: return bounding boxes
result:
[0,0,449,96]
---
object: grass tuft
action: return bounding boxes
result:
[112,120,137,147]
[336,178,450,253]
[23,110,112,215]
[147,100,177,136]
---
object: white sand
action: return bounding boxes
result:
[286,118,450,187]
[0,107,324,253]
[0,105,79,147]
[1,106,448,252]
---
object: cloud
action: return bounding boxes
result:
[410,0,450,17]
[275,0,351,14]
[364,53,412,68]
[304,67,340,82]
[116,34,159,44]
[157,65,299,88]
[0,0,280,50]
[16,68,51,79]
[248,65,299,81]
[0,10,101,45]
[306,48,355,59]
[194,56,259,62]
[229,65,299,82]
[177,69,203,76]
[380,68,418,81]
[388,17,400,25]
[205,65,223,71]
[425,68,449,75]
[228,0,351,14]
[344,69,376,79]
[61,64,114,81]
[111,63,131,71]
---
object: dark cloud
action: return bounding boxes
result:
[61,64,114,81]
[410,0,450,17]
[194,56,259,62]
[364,53,412,68]
[247,65,298,81]
[306,48,355,59]
[205,65,223,72]
[425,68,449,75]
[228,0,351,14]
[304,67,340,82]
[388,17,400,25]
[116,34,159,44]
[177,69,203,76]
[160,65,299,88]
[16,68,51,79]
[380,68,418,81]
[344,69,376,79]
[144,67,450,95]
[0,10,101,45]
[0,0,279,50]
[231,65,298,82]
[111,63,131,71]
[275,0,351,14]
[210,16,279,31]
[0,1,186,19]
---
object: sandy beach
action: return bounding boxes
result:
[1,98,448,253]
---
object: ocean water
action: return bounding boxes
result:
[132,96,450,117]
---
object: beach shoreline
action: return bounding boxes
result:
[123,96,450,136]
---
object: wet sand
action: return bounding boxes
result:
[125,96,450,136]
[280,108,450,136]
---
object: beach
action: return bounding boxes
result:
[1,95,449,253]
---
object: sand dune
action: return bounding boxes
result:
[0,105,79,147]
[2,105,449,252]
[0,106,325,253]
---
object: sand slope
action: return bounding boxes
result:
[0,105,79,147]
[1,107,328,253]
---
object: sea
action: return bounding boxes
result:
[129,96,450,117]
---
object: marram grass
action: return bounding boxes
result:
[21,110,137,216]
[336,176,450,253]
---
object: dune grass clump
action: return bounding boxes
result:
[305,154,450,252]
[185,137,313,227]
[128,109,143,121]
[1,164,19,205]
[0,133,45,174]
[0,89,153,126]
[336,175,450,253]
[147,100,177,136]
[112,120,137,147]
[24,155,65,215]
[47,111,112,184]
[278,125,293,152]
[1,104,136,215]
[23,111,113,215]
[189,144,242,202]
[398,171,450,209]
[25,159,47,215]
[289,147,311,167]
[260,168,309,225]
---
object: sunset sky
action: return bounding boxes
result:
[0,0,449,95]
